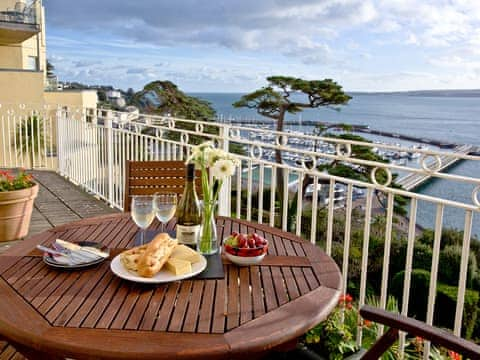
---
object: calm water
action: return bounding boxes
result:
[192,93,480,237]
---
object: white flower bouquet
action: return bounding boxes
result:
[187,141,240,253]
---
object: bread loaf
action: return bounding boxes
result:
[120,244,147,271]
[137,233,178,277]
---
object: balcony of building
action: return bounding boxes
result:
[0,0,40,43]
[0,104,479,359]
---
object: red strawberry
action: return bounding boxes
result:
[225,244,234,254]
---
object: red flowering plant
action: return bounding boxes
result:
[303,294,404,360]
[0,169,35,192]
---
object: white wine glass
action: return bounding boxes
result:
[131,195,155,245]
[154,193,177,233]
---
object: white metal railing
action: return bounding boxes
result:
[1,104,480,355]
[0,1,38,25]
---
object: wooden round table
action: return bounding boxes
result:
[0,213,341,359]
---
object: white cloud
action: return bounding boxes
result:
[44,0,480,91]
[405,33,419,45]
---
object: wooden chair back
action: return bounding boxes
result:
[123,160,202,212]
[359,305,480,359]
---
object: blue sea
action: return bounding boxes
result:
[192,92,480,237]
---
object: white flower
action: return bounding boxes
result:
[186,141,240,170]
[211,159,236,179]
[207,148,226,166]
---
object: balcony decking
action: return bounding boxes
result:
[0,170,118,253]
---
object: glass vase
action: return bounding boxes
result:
[197,201,218,255]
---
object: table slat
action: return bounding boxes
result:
[154,282,181,331]
[81,276,123,328]
[197,279,215,333]
[182,280,204,332]
[124,287,155,330]
[211,277,227,334]
[168,280,193,332]
[139,286,167,331]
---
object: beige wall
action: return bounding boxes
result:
[44,90,98,109]
[0,70,44,104]
[0,44,22,68]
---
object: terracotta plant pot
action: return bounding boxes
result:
[0,184,38,242]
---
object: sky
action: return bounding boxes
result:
[43,0,480,93]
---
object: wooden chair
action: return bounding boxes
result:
[123,160,201,212]
[360,305,480,359]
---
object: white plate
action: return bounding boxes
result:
[110,254,207,284]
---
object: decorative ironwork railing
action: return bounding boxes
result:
[1,104,479,357]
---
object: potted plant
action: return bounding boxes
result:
[300,294,453,360]
[0,169,38,242]
[301,295,403,360]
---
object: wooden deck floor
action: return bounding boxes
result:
[0,170,118,253]
[0,171,118,360]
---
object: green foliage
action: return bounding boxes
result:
[46,60,55,78]
[133,81,216,120]
[418,228,465,249]
[304,296,359,360]
[233,76,351,121]
[436,283,479,339]
[304,295,402,360]
[389,242,433,277]
[129,81,237,153]
[324,163,368,182]
[13,115,46,169]
[391,269,431,322]
[392,269,479,338]
[0,170,34,192]
[438,245,478,287]
[97,90,107,102]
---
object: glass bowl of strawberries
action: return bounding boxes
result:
[223,232,268,266]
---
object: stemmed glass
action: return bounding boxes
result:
[131,195,155,245]
[153,193,177,232]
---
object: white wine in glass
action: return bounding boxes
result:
[131,195,155,245]
[154,193,177,232]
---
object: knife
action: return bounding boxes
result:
[55,239,108,260]
[36,245,86,265]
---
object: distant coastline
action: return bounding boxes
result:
[191,89,480,98]
[349,89,480,97]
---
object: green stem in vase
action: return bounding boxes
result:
[199,202,214,253]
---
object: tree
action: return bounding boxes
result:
[46,60,55,78]
[233,76,350,163]
[233,76,351,213]
[126,81,250,158]
[131,81,215,120]
[97,90,107,102]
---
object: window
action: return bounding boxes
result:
[26,56,38,70]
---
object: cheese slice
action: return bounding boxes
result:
[170,245,201,263]
[165,258,192,275]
